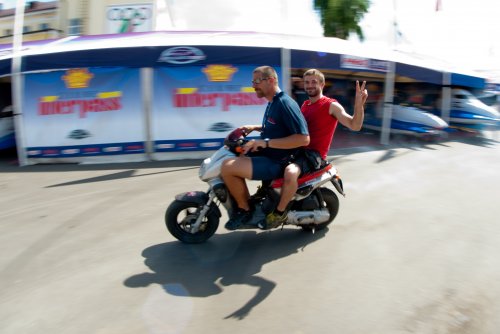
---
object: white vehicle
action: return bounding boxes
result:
[363,104,448,136]
[450,89,500,125]
[0,106,15,150]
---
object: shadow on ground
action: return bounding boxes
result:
[124,228,327,320]
[44,166,200,188]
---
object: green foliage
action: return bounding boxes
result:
[314,0,370,40]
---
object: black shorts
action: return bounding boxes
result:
[290,148,327,176]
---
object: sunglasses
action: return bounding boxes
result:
[251,77,268,85]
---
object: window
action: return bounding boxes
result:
[23,26,31,33]
[39,23,50,30]
[68,18,82,35]
[5,29,13,36]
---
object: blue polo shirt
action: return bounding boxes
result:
[260,91,309,160]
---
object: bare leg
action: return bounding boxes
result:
[221,156,253,211]
[277,163,300,212]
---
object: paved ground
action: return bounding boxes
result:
[0,130,499,334]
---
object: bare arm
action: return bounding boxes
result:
[239,125,262,134]
[243,134,310,155]
[331,80,368,131]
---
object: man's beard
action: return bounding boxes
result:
[255,89,264,98]
[306,88,319,98]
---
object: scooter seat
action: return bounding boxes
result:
[271,163,333,189]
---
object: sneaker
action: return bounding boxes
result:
[259,210,287,230]
[224,208,255,230]
[251,185,267,201]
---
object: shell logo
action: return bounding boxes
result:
[62,68,93,89]
[202,65,238,82]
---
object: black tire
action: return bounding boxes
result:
[301,187,339,231]
[165,200,219,243]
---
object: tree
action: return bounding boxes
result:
[314,0,370,40]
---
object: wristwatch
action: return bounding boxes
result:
[264,138,270,148]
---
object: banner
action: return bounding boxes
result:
[340,55,389,72]
[152,65,275,152]
[23,67,145,158]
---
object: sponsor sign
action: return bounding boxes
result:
[341,55,389,72]
[158,47,207,65]
[152,65,274,152]
[23,67,145,158]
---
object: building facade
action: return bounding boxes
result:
[0,0,160,44]
[0,1,60,43]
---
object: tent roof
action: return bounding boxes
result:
[0,30,486,88]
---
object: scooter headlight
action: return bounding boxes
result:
[198,158,211,180]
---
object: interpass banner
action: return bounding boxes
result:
[152,65,274,152]
[23,67,145,158]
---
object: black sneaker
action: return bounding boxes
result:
[225,208,255,230]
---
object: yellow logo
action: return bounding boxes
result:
[62,68,94,89]
[176,88,198,94]
[40,96,59,102]
[202,65,237,82]
[97,91,122,98]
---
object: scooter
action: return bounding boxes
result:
[165,128,345,243]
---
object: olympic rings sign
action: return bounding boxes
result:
[106,4,153,33]
[107,6,151,21]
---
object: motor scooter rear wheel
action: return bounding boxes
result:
[301,188,339,231]
[165,200,219,243]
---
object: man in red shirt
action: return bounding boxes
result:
[261,69,368,229]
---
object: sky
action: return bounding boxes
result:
[353,0,500,73]
[160,0,500,76]
[2,0,499,75]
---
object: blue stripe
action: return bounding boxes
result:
[26,142,145,158]
[450,110,499,122]
[154,139,225,152]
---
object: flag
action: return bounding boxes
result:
[435,0,442,11]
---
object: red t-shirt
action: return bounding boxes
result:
[301,96,338,159]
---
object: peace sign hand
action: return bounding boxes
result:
[355,80,368,106]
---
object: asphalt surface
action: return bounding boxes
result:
[0,131,499,334]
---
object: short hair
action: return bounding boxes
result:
[303,69,325,84]
[253,66,278,84]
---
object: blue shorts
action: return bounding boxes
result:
[250,156,285,181]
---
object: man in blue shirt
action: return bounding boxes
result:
[221,66,309,230]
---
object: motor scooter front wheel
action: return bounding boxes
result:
[165,200,219,243]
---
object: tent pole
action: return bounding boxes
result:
[11,0,28,166]
[441,71,451,126]
[141,67,154,161]
[381,61,395,145]
[280,47,291,94]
